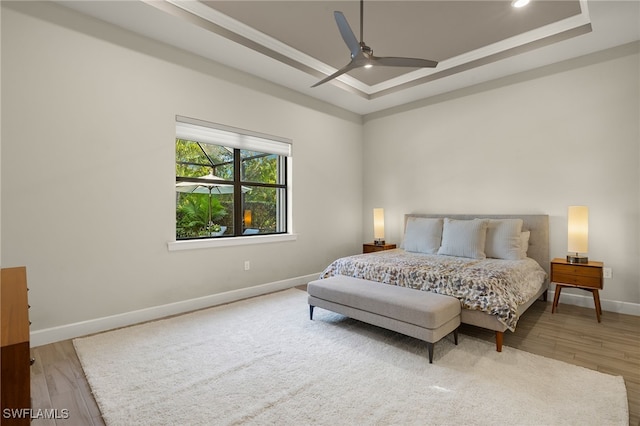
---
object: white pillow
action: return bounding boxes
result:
[403,217,443,254]
[437,218,489,259]
[520,231,531,259]
[485,219,523,260]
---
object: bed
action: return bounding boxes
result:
[319,214,549,351]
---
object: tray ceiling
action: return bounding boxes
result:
[56,0,640,115]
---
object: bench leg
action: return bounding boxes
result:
[427,342,434,364]
[453,328,459,345]
[309,305,314,320]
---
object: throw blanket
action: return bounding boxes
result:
[320,249,547,331]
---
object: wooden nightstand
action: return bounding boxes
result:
[550,258,604,322]
[363,243,397,253]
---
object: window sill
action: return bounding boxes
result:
[167,233,298,251]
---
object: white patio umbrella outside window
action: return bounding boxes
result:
[176,172,238,195]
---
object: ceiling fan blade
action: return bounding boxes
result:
[374,56,438,68]
[312,1,437,88]
[311,61,358,87]
[334,11,360,58]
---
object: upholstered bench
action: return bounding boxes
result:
[307,275,461,363]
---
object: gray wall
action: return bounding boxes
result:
[1,2,363,338]
[363,43,640,309]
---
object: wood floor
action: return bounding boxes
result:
[30,288,640,426]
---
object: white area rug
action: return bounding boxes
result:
[74,289,628,425]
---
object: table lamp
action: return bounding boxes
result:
[373,208,385,246]
[567,205,588,263]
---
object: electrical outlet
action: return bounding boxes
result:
[603,267,612,279]
[244,260,250,271]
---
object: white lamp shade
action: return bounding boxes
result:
[568,206,588,254]
[373,208,385,241]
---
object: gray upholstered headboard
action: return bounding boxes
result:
[404,214,550,281]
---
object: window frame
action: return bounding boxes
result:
[170,116,294,250]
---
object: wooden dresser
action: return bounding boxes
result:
[1,266,31,425]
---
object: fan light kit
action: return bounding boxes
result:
[312,0,438,87]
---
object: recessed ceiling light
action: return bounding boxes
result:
[512,0,530,8]
[364,64,373,69]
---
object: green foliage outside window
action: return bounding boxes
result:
[176,195,227,238]
[176,139,284,239]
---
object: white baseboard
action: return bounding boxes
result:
[31,273,320,347]
[32,277,638,347]
[549,283,640,316]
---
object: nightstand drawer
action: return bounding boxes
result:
[363,243,396,253]
[552,263,602,278]
[552,272,602,288]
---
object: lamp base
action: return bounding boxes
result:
[567,254,588,264]
[374,239,385,246]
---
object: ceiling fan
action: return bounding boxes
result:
[312,0,438,88]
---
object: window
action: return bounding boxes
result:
[175,116,291,240]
